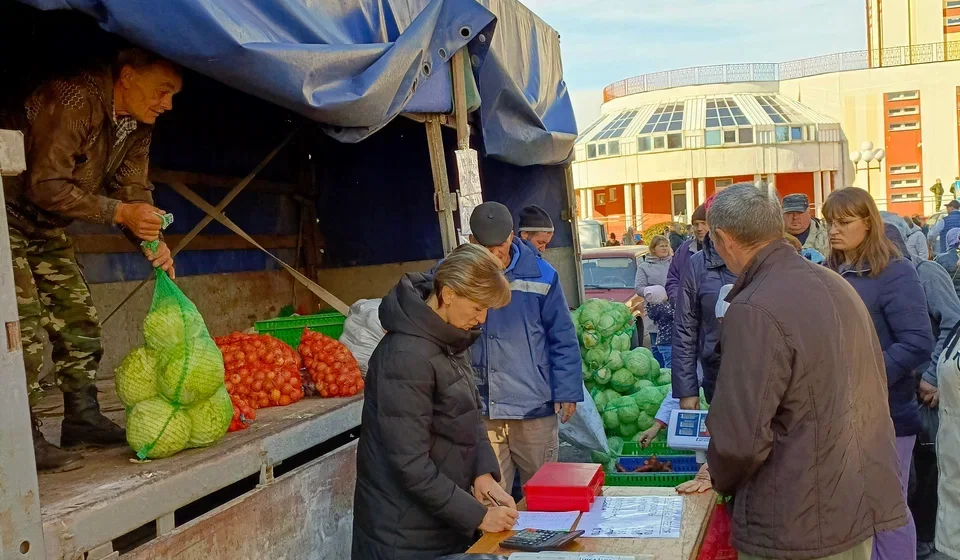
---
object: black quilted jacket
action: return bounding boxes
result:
[352,273,501,560]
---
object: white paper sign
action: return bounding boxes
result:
[576,496,684,539]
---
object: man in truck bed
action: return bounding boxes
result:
[1,48,181,472]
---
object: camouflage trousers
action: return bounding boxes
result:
[9,228,102,407]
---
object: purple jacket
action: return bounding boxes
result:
[665,239,702,301]
[837,258,934,437]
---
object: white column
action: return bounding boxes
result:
[634,184,643,230]
[578,189,587,219]
[822,171,833,196]
[585,188,595,219]
[813,172,824,217]
[623,184,634,229]
[685,179,695,221]
[754,173,763,189]
[766,173,777,199]
[697,178,706,206]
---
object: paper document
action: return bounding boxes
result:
[512,511,580,531]
[576,496,683,538]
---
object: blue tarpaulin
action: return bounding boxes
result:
[17,0,576,165]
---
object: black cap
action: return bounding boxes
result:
[947,200,960,210]
[470,201,514,246]
[518,205,554,233]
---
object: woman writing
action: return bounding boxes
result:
[823,188,934,560]
[352,244,518,559]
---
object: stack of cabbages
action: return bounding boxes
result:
[574,299,672,446]
[115,270,232,460]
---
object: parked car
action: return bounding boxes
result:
[581,245,649,348]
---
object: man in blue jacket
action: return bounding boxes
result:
[468,202,582,492]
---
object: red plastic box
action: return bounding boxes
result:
[524,463,605,512]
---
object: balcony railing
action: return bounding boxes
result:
[603,40,960,102]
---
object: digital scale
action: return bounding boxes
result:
[666,409,711,463]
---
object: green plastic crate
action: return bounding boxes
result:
[255,312,346,348]
[621,440,695,456]
[605,471,696,487]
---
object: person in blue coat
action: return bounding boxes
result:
[467,202,582,493]
[824,187,934,560]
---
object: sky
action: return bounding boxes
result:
[521,0,867,129]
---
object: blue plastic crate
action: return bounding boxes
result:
[607,455,699,487]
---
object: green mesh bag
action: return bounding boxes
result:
[120,225,230,459]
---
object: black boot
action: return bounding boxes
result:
[32,414,83,473]
[61,385,126,448]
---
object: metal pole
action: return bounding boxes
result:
[0,129,47,559]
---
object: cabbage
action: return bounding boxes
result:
[636,411,655,432]
[602,389,621,405]
[605,350,624,372]
[126,397,192,459]
[593,390,610,411]
[635,386,665,417]
[612,396,640,424]
[585,343,611,369]
[157,338,225,406]
[602,409,620,430]
[657,368,672,386]
[143,302,206,351]
[611,333,632,353]
[579,299,607,332]
[632,379,655,394]
[658,384,673,398]
[610,369,635,393]
[185,386,233,448]
[647,356,662,379]
[597,314,617,337]
[115,346,159,408]
[606,435,625,456]
[700,389,710,410]
[594,367,612,385]
[582,361,593,381]
[618,421,640,439]
[585,379,596,393]
[623,350,651,377]
[582,331,600,349]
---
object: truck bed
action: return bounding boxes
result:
[33,380,362,559]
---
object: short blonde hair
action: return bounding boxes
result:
[434,244,511,309]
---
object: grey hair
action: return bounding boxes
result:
[113,48,178,79]
[707,183,784,247]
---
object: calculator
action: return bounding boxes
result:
[500,529,584,552]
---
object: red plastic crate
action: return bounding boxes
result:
[524,463,604,512]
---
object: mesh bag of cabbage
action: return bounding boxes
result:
[122,267,230,460]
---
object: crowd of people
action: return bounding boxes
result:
[632,183,960,560]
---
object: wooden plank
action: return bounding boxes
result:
[150,169,297,194]
[73,234,300,254]
[451,49,470,150]
[467,486,717,559]
[424,118,458,254]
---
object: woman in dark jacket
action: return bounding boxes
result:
[823,187,934,560]
[352,244,518,560]
[671,232,736,407]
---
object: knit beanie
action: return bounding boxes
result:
[470,201,514,246]
[518,205,554,233]
[691,204,707,223]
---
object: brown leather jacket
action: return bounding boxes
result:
[1,66,155,239]
[706,241,907,560]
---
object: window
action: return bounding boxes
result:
[607,140,620,156]
[756,95,800,124]
[705,130,722,147]
[947,16,960,27]
[948,0,960,8]
[596,192,606,205]
[608,187,618,202]
[889,164,920,174]
[667,133,683,149]
[597,143,607,156]
[890,178,922,188]
[889,121,920,131]
[888,106,920,116]
[886,90,919,101]
[637,137,652,152]
[581,257,637,289]
[641,102,684,134]
[891,193,922,202]
[715,178,734,192]
[775,126,790,142]
[671,181,687,218]
[577,117,605,141]
[592,110,638,141]
[706,98,750,128]
[739,127,754,144]
[653,136,665,149]
[790,126,803,141]
[586,144,597,158]
[723,130,737,143]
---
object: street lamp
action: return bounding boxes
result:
[850,141,885,194]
